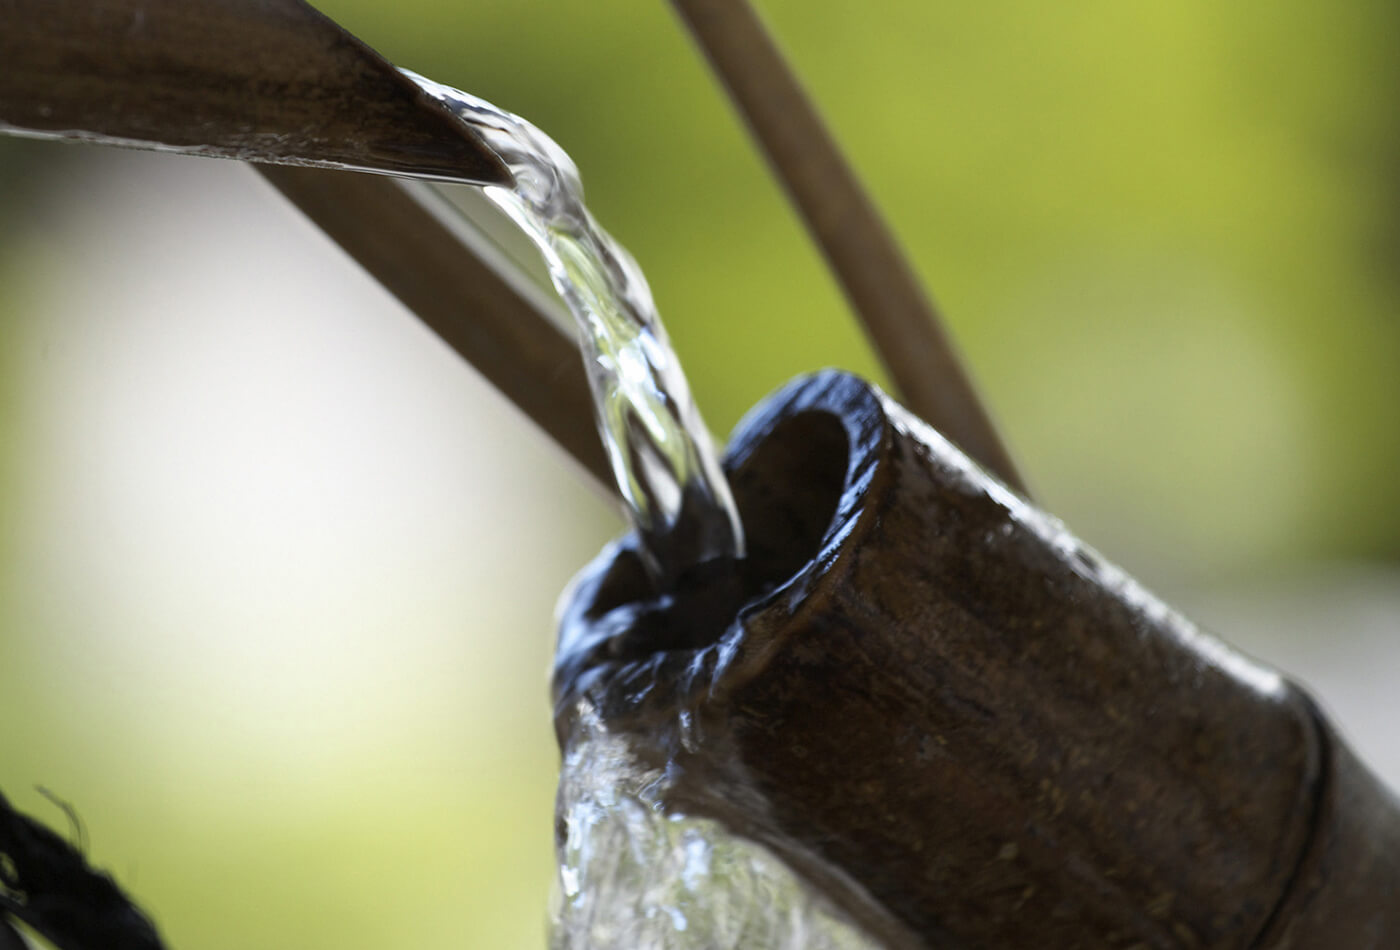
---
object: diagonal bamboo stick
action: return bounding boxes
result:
[258,166,615,497]
[668,0,1027,494]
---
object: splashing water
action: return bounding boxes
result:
[551,704,881,950]
[406,72,744,585]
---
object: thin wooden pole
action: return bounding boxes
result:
[668,0,1027,494]
[258,166,615,497]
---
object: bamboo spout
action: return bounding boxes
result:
[554,370,1400,949]
[0,0,511,185]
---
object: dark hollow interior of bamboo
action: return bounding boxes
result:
[579,409,848,642]
[551,373,888,730]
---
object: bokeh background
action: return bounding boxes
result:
[2,1,1398,946]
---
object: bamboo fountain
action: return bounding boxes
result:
[2,2,1397,948]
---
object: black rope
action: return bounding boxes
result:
[0,790,165,950]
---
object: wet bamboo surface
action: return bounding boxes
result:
[0,0,510,185]
[668,0,1026,494]
[555,370,1400,949]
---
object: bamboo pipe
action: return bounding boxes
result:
[668,0,1026,494]
[0,0,510,186]
[554,370,1400,949]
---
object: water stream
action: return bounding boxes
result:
[402,76,880,948]
[407,71,744,588]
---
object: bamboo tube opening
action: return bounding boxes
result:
[574,404,849,638]
[553,373,879,726]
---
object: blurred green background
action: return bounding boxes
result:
[2,1,1398,947]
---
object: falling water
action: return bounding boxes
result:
[551,704,880,950]
[407,71,744,586]
[399,75,880,948]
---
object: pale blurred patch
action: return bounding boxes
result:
[0,150,616,949]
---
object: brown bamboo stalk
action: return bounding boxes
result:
[668,0,1027,494]
[0,0,510,186]
[258,166,614,496]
